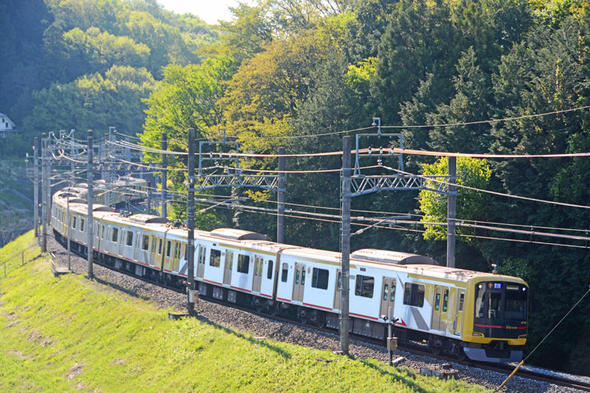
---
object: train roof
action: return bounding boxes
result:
[351,249,438,265]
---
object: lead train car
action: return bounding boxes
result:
[51,188,528,363]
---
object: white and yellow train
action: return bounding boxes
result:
[51,185,528,363]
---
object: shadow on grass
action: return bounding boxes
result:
[359,359,429,393]
[92,276,151,301]
[194,313,292,360]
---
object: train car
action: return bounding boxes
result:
[51,187,528,363]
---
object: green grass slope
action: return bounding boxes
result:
[0,231,490,393]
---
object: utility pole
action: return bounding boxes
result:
[33,137,39,238]
[447,156,456,268]
[87,130,94,278]
[161,132,167,219]
[187,128,196,315]
[340,136,352,355]
[41,133,48,252]
[277,147,285,244]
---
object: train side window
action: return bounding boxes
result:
[443,290,449,312]
[237,254,250,274]
[210,249,221,267]
[355,275,374,298]
[301,268,305,285]
[281,263,288,282]
[337,272,341,291]
[174,243,180,259]
[311,268,329,290]
[80,219,85,232]
[435,292,440,311]
[158,239,162,254]
[101,225,105,239]
[126,231,133,247]
[267,260,273,279]
[166,240,171,257]
[72,216,77,229]
[458,292,465,312]
[390,282,396,302]
[198,246,205,264]
[142,235,149,250]
[403,283,425,307]
[112,228,119,242]
[151,236,157,253]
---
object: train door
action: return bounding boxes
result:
[223,250,234,285]
[252,255,263,293]
[292,263,306,302]
[333,270,341,310]
[380,277,397,319]
[454,289,465,335]
[431,285,449,331]
[196,245,206,279]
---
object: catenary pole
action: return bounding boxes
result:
[277,147,285,244]
[340,136,352,355]
[187,128,196,315]
[33,137,39,238]
[87,130,94,278]
[41,133,47,252]
[447,156,456,268]
[161,132,168,219]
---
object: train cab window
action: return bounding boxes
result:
[112,228,119,242]
[267,260,273,279]
[403,283,425,307]
[210,249,221,267]
[443,290,449,312]
[435,293,441,311]
[311,268,329,290]
[383,284,389,301]
[458,292,465,312]
[142,235,149,250]
[281,263,288,282]
[166,240,171,257]
[355,275,374,298]
[237,254,250,274]
[126,231,133,247]
[80,219,85,232]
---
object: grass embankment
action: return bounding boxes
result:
[0,231,490,393]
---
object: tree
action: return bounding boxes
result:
[24,65,156,137]
[418,156,492,267]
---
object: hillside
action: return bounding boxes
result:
[0,232,489,392]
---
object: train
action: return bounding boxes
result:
[50,183,528,363]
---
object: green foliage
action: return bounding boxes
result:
[24,65,156,137]
[63,26,151,74]
[419,157,492,242]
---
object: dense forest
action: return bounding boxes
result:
[1,0,590,374]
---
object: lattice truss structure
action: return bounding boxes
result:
[197,139,282,193]
[349,120,451,197]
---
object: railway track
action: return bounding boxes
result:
[48,234,589,393]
